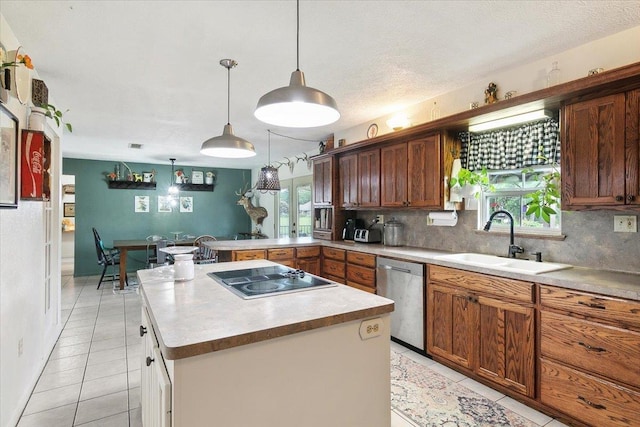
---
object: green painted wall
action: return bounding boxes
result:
[63,158,252,277]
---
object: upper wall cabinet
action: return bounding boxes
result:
[313,156,333,206]
[339,148,380,209]
[562,89,639,209]
[381,134,442,208]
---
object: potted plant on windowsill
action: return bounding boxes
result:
[524,159,561,224]
[449,167,494,199]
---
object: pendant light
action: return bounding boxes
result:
[254,0,340,128]
[201,59,256,158]
[256,130,281,193]
[168,158,179,207]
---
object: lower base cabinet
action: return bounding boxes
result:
[141,306,172,427]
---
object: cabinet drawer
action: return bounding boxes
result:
[346,264,375,288]
[541,311,640,388]
[233,250,266,261]
[346,281,376,294]
[296,246,320,258]
[540,285,640,329]
[323,273,345,285]
[323,259,345,278]
[428,265,534,303]
[267,248,295,260]
[540,358,640,427]
[346,251,376,268]
[323,247,346,261]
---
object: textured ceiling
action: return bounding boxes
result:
[2,0,639,169]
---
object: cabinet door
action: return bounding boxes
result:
[407,135,441,208]
[563,94,626,208]
[475,294,535,397]
[357,149,380,207]
[427,283,473,369]
[297,257,321,276]
[626,89,640,206]
[339,154,359,208]
[313,157,333,205]
[381,142,408,207]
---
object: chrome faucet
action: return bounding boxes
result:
[483,210,524,258]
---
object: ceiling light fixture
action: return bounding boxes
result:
[256,130,281,193]
[386,112,410,131]
[201,59,256,158]
[254,0,340,128]
[468,109,553,132]
[168,158,179,207]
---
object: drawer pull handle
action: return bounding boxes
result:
[578,396,606,410]
[146,356,154,367]
[139,325,147,337]
[577,301,606,310]
[578,342,606,353]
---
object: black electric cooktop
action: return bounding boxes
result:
[208,266,336,299]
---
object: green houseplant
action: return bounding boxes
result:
[449,167,494,199]
[524,163,561,224]
[39,103,73,132]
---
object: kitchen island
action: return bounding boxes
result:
[138,260,394,427]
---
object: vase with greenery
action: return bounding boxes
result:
[38,103,73,132]
[449,167,494,199]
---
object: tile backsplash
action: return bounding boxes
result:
[358,210,640,274]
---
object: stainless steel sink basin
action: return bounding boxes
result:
[434,253,572,274]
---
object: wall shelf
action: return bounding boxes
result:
[107,181,157,190]
[175,183,215,192]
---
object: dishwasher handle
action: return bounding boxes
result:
[381,265,412,274]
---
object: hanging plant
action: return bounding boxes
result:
[449,167,494,199]
[39,103,73,132]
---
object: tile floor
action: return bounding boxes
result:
[17,274,568,427]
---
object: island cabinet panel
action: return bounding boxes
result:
[233,249,266,261]
[427,265,535,397]
[539,284,640,427]
[563,90,640,209]
[380,142,408,207]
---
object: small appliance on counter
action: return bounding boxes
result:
[383,217,404,246]
[342,218,365,240]
[354,227,382,243]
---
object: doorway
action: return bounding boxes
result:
[277,176,312,238]
[61,174,75,276]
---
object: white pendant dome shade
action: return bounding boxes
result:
[200,124,256,158]
[255,70,340,128]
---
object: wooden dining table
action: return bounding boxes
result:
[113,238,195,290]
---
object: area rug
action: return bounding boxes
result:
[391,350,539,427]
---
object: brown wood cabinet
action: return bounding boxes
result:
[427,265,535,397]
[381,135,441,208]
[345,251,376,293]
[313,156,333,206]
[321,247,346,283]
[312,155,351,241]
[539,285,640,426]
[339,149,380,208]
[295,246,321,276]
[233,249,266,261]
[563,89,640,209]
[267,248,295,268]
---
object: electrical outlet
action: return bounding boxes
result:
[376,215,385,224]
[359,318,382,340]
[18,338,23,357]
[614,215,637,232]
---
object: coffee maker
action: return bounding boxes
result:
[342,218,365,240]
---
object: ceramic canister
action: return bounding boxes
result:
[173,254,195,281]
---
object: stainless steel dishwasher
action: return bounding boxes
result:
[376,257,425,351]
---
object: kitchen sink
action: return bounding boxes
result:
[434,253,572,274]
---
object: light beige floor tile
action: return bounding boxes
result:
[74,410,129,426]
[401,350,436,367]
[17,402,76,427]
[35,367,85,393]
[60,325,95,338]
[128,386,140,409]
[64,318,95,330]
[459,377,505,401]
[90,336,126,353]
[43,354,88,375]
[67,311,99,322]
[50,341,91,360]
[428,362,469,382]
[87,346,126,365]
[129,407,142,427]
[80,373,128,401]
[391,409,418,427]
[128,369,140,389]
[56,333,93,348]
[498,396,553,425]
[84,359,128,381]
[74,390,128,425]
[23,383,81,415]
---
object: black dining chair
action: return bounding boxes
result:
[93,227,128,289]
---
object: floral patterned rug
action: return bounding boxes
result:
[391,350,540,427]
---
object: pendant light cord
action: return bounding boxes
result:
[296,0,300,71]
[226,65,231,125]
[268,130,272,166]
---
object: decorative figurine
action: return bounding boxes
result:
[318,140,326,154]
[484,82,498,104]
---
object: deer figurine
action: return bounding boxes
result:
[236,184,268,230]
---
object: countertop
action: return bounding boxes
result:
[138,259,394,360]
[205,238,640,301]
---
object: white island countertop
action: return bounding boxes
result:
[138,259,394,360]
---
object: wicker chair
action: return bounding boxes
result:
[193,235,217,264]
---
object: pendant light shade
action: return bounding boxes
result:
[256,130,281,192]
[201,59,256,158]
[254,0,339,128]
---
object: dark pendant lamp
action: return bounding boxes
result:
[256,130,281,193]
[201,59,256,158]
[254,0,340,128]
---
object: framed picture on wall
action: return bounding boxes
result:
[191,170,204,184]
[63,202,75,217]
[0,104,19,208]
[180,196,193,213]
[158,196,172,212]
[135,195,149,213]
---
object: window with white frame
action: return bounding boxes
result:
[479,166,561,235]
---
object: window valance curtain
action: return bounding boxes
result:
[459,118,560,171]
